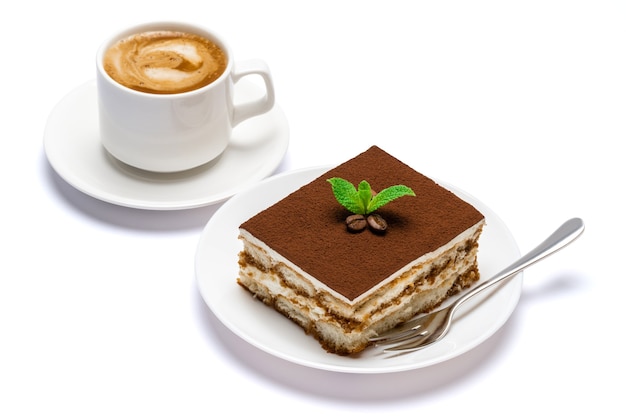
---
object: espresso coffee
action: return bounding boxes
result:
[103,30,227,94]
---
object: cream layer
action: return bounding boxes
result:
[238,220,484,324]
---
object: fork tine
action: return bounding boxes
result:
[380,334,433,353]
[368,322,424,342]
[368,315,429,342]
[371,327,428,344]
[382,333,436,353]
[375,308,452,351]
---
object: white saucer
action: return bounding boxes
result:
[195,166,522,374]
[44,80,289,210]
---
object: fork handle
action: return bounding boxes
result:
[452,218,585,312]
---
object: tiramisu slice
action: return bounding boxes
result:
[237,146,485,355]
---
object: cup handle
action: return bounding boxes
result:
[231,59,275,127]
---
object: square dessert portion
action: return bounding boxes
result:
[237,146,485,355]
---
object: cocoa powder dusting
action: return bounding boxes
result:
[240,146,484,301]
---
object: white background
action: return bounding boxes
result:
[2,1,623,416]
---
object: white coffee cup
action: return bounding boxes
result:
[96,22,275,172]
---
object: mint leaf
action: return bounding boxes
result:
[327,177,366,214]
[367,185,416,213]
[357,181,373,214]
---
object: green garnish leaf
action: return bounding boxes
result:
[327,177,415,215]
[327,177,366,214]
[368,185,416,213]
[357,180,373,214]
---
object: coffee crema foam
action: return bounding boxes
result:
[103,31,227,94]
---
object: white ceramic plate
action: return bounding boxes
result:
[44,80,289,210]
[195,166,522,373]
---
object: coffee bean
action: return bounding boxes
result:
[346,214,367,232]
[367,214,387,233]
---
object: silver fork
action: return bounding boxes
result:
[370,217,585,353]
